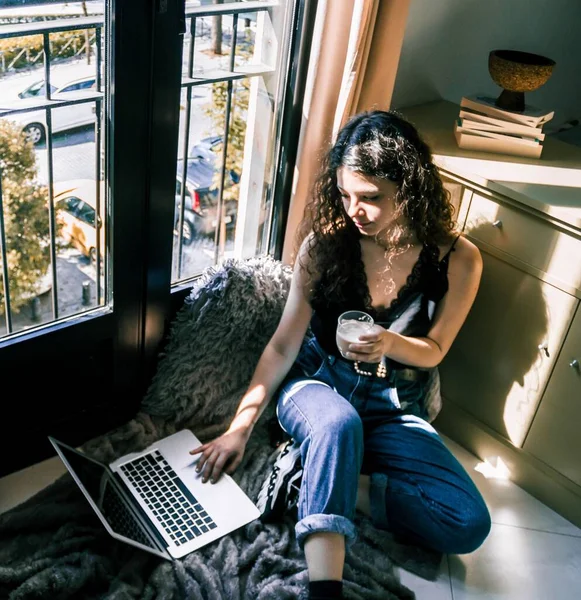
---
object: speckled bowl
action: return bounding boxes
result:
[488,49,555,111]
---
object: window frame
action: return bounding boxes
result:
[0,0,317,477]
[0,0,170,475]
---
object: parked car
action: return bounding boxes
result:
[188,134,223,161]
[53,179,105,262]
[175,138,240,245]
[2,67,98,145]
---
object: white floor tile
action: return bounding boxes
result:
[441,435,581,538]
[397,555,453,600]
[0,455,66,515]
[449,523,581,600]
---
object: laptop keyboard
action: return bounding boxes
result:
[120,450,217,547]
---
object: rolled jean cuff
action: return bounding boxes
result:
[295,513,358,549]
[369,473,389,529]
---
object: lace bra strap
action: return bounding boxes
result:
[439,234,461,265]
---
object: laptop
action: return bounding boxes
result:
[49,429,260,560]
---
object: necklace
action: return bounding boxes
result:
[353,356,388,378]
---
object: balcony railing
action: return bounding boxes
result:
[0,15,104,337]
[174,1,281,278]
[0,0,293,338]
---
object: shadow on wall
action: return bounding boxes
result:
[437,221,551,446]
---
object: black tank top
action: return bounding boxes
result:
[310,237,460,368]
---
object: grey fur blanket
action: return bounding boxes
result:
[0,256,440,600]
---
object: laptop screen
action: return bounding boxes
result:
[55,441,108,504]
[53,441,158,550]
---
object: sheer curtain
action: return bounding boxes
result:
[282,0,411,264]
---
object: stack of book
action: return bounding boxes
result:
[454,94,555,159]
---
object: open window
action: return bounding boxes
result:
[0,0,312,476]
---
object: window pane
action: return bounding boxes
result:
[171,1,297,285]
[0,3,108,339]
[60,83,81,93]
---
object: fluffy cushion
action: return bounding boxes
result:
[141,255,292,437]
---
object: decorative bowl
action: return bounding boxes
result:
[488,49,555,112]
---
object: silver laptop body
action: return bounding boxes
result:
[49,429,260,560]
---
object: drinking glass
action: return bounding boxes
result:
[336,310,374,359]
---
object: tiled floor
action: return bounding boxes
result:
[397,436,581,600]
[1,435,580,599]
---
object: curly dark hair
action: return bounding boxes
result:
[295,109,457,307]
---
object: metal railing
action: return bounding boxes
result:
[174,0,279,279]
[0,0,289,333]
[0,15,104,336]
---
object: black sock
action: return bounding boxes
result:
[309,579,343,600]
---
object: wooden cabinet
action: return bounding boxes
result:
[439,252,578,447]
[465,192,581,294]
[524,307,581,486]
[400,100,581,528]
[440,172,471,229]
[435,170,581,527]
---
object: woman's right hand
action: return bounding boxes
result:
[189,427,250,484]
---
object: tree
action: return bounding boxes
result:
[81,1,92,65]
[211,0,224,56]
[204,78,249,201]
[0,121,55,315]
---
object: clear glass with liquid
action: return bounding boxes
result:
[336,310,374,358]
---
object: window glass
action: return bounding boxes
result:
[19,80,60,99]
[60,83,81,93]
[0,8,107,338]
[58,196,82,214]
[20,80,44,97]
[59,79,95,93]
[171,1,297,283]
[79,79,96,90]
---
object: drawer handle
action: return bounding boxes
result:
[538,343,550,358]
[570,359,580,370]
[492,220,503,229]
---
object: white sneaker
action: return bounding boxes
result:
[256,439,303,522]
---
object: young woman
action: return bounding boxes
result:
[190,110,491,600]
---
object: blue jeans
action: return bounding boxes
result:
[275,337,491,554]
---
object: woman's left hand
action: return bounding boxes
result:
[345,324,395,363]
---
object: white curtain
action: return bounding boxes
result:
[333,0,380,139]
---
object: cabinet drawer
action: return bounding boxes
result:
[439,252,578,447]
[524,306,581,486]
[465,193,581,292]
